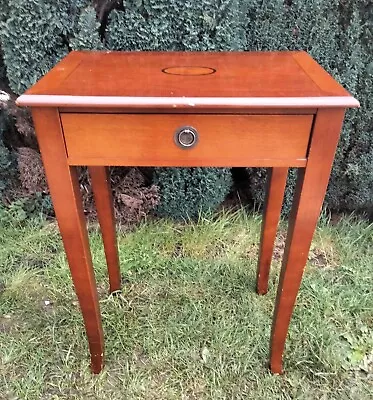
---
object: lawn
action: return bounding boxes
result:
[0,209,372,399]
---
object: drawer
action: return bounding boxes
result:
[61,113,313,167]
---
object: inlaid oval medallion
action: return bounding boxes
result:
[162,66,216,76]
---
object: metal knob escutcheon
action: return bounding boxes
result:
[174,126,199,149]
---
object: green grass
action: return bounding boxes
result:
[0,209,372,399]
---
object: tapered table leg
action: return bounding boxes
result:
[32,108,104,374]
[89,166,121,293]
[256,167,288,295]
[269,109,346,374]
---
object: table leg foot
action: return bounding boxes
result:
[269,360,284,375]
[90,351,104,374]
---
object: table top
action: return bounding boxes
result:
[17,51,359,109]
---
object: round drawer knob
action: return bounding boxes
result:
[174,126,199,149]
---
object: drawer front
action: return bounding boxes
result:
[61,113,313,167]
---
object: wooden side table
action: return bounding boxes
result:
[17,51,359,374]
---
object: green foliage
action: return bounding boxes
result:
[106,0,245,51]
[0,0,371,217]
[0,105,52,221]
[245,0,372,215]
[0,141,13,196]
[70,7,104,50]
[0,0,10,84]
[0,0,10,23]
[1,1,66,94]
[0,0,93,94]
[0,46,6,83]
[106,8,155,50]
[335,4,373,212]
[0,193,53,224]
[0,106,16,200]
[153,167,232,220]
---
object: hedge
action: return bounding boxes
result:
[153,167,233,220]
[0,102,16,199]
[244,0,372,214]
[0,0,371,217]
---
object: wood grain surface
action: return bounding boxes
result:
[61,113,313,167]
[16,51,359,109]
[89,166,121,293]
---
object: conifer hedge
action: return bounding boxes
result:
[0,98,17,200]
[0,0,371,217]
[244,0,373,214]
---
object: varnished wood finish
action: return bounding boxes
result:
[18,94,359,109]
[31,108,104,373]
[292,52,352,96]
[256,168,288,295]
[17,51,359,109]
[89,166,121,293]
[58,107,319,115]
[61,114,312,167]
[18,51,358,374]
[269,108,345,374]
